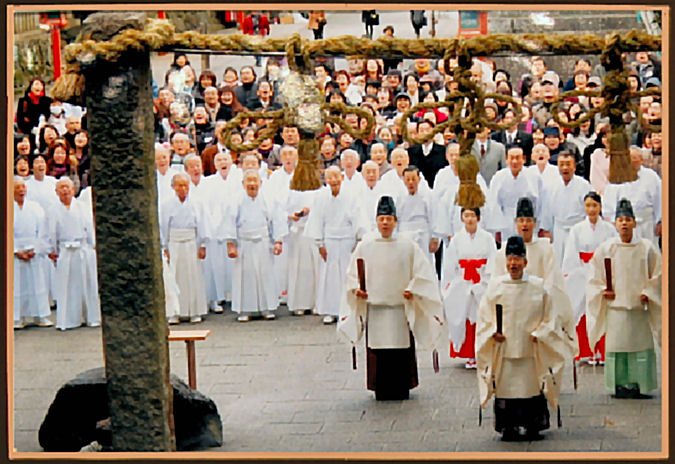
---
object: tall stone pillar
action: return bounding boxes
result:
[79,12,174,451]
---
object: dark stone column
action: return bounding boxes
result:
[80,12,174,451]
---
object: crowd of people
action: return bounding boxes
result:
[14,22,662,440]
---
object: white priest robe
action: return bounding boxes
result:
[585,237,661,353]
[26,175,58,300]
[304,187,368,317]
[490,238,576,355]
[50,200,101,329]
[160,195,209,319]
[396,188,438,266]
[541,175,592,262]
[476,274,567,407]
[285,188,321,312]
[485,168,542,240]
[201,172,240,304]
[442,227,497,353]
[14,199,51,322]
[341,171,367,198]
[602,166,661,247]
[338,232,445,352]
[264,167,294,299]
[222,192,288,313]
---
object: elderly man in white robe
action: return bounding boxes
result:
[485,147,544,246]
[443,206,496,368]
[223,169,288,322]
[379,148,431,197]
[586,198,661,399]
[477,236,572,441]
[540,151,592,262]
[305,167,368,324]
[13,176,53,328]
[201,152,240,310]
[525,144,559,186]
[360,160,401,231]
[264,146,298,304]
[48,178,101,330]
[339,149,366,197]
[26,155,58,303]
[160,172,209,324]
[602,146,661,247]
[338,196,445,401]
[396,165,439,266]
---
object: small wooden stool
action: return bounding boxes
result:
[168,329,211,389]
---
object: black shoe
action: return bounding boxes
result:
[613,386,632,399]
[525,430,544,441]
[501,427,520,441]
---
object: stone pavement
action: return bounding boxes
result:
[13,305,662,454]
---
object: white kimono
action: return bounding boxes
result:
[285,189,321,312]
[50,200,101,330]
[359,181,402,231]
[541,175,592,262]
[485,168,542,240]
[14,200,51,322]
[562,218,618,324]
[222,192,288,314]
[26,175,59,300]
[304,187,368,317]
[379,170,431,197]
[341,171,366,198]
[264,167,294,298]
[442,227,496,351]
[201,171,240,304]
[602,166,661,247]
[160,195,209,319]
[396,188,437,266]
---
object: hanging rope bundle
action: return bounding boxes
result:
[51,17,660,193]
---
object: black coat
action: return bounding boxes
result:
[407,143,448,188]
[16,94,52,135]
[491,129,534,165]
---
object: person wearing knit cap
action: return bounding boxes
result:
[585,198,661,399]
[338,196,445,400]
[477,235,570,441]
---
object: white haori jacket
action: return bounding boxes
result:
[14,199,51,321]
[359,181,402,231]
[586,237,661,353]
[305,186,368,317]
[562,218,617,323]
[602,166,661,246]
[490,238,576,356]
[442,227,497,350]
[379,169,431,197]
[540,175,592,262]
[338,232,446,351]
[50,200,101,329]
[160,195,210,318]
[484,167,542,240]
[285,188,321,311]
[476,274,567,406]
[221,192,288,313]
[263,167,294,297]
[340,171,366,198]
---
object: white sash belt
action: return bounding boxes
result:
[399,219,429,231]
[635,207,654,223]
[325,226,353,239]
[169,228,196,243]
[239,226,269,242]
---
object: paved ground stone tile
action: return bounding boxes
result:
[13,305,663,454]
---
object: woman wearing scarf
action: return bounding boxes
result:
[17,78,52,136]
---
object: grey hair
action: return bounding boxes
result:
[390,147,409,160]
[55,177,74,188]
[324,166,342,176]
[184,154,202,167]
[362,160,379,171]
[340,149,359,161]
[242,168,260,180]
[446,142,460,153]
[14,175,25,185]
[171,172,190,187]
[532,143,549,153]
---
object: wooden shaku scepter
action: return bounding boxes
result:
[354,258,366,370]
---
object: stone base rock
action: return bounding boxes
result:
[38,368,223,451]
